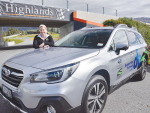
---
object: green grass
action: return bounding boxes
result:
[4,38,24,44]
[51,34,59,40]
[10,34,37,38]
[9,34,60,41]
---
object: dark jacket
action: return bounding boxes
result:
[33,35,54,49]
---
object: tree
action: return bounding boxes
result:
[21,31,25,35]
[15,29,20,34]
[3,31,6,37]
[7,31,12,36]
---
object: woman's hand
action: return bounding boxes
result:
[39,43,44,48]
[44,45,49,49]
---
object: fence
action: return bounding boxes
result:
[6,0,118,16]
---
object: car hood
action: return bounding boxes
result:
[7,47,99,69]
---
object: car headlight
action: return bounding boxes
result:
[30,62,79,83]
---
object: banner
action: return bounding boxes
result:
[0,1,65,20]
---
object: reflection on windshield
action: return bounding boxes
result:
[55,29,112,48]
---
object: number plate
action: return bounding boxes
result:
[2,85,12,99]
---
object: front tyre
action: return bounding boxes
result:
[82,75,108,113]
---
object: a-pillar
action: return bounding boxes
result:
[0,27,4,47]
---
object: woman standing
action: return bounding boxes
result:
[33,24,54,49]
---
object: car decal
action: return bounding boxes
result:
[133,49,141,69]
[117,68,122,78]
[125,49,142,71]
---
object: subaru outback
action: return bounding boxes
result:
[0,24,148,113]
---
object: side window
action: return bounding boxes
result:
[110,30,128,51]
[127,31,140,45]
[136,33,144,44]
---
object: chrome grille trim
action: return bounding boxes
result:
[1,65,24,88]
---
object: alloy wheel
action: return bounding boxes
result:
[87,82,106,113]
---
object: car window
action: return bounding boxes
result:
[110,30,128,51]
[127,31,140,46]
[135,33,144,44]
[55,29,113,48]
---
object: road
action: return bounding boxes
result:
[14,36,33,45]
[0,49,150,113]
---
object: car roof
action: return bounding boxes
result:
[79,24,138,33]
[79,27,114,31]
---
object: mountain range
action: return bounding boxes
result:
[134,17,150,23]
[3,27,38,33]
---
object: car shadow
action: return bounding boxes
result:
[109,66,150,94]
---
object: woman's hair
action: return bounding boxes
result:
[39,24,47,34]
[39,24,47,30]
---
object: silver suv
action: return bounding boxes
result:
[0,24,148,113]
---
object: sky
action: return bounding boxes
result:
[0,0,150,18]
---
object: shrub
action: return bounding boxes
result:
[103,17,150,45]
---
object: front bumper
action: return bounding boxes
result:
[0,87,81,113]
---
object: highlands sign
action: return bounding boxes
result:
[0,1,66,20]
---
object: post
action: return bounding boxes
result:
[42,0,44,6]
[103,7,104,15]
[87,4,88,13]
[116,9,117,16]
[42,0,44,8]
[67,0,69,11]
[10,0,13,3]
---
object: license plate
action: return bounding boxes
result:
[2,85,12,99]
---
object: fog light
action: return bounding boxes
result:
[47,105,56,113]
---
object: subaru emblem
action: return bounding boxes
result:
[2,67,11,76]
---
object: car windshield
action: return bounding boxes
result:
[55,29,113,48]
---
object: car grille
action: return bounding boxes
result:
[2,65,24,87]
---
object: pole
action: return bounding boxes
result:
[103,7,104,15]
[42,0,44,6]
[10,0,13,3]
[116,10,117,16]
[67,0,68,9]
[87,4,88,13]
[67,0,70,11]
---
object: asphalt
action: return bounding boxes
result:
[0,49,150,113]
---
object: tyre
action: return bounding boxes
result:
[134,58,147,81]
[81,75,108,113]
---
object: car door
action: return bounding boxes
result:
[126,31,144,73]
[109,30,132,85]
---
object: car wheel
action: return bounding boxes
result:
[135,58,147,81]
[81,75,108,113]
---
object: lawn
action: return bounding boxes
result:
[4,38,24,44]
[11,34,60,40]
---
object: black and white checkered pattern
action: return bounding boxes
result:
[56,8,65,20]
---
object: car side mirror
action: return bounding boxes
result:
[115,42,128,55]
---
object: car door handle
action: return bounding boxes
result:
[130,52,133,56]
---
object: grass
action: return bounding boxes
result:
[10,34,37,38]
[4,38,24,44]
[51,34,59,40]
[10,34,60,40]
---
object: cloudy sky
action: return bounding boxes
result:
[1,0,150,18]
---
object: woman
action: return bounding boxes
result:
[33,24,54,49]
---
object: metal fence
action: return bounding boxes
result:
[4,0,118,16]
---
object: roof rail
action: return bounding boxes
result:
[114,24,128,28]
[131,27,137,31]
[80,26,95,30]
[114,24,138,31]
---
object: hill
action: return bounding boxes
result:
[134,17,150,23]
[3,27,38,33]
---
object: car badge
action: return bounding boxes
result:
[2,67,11,76]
